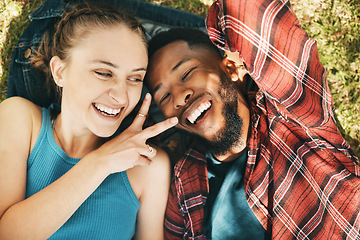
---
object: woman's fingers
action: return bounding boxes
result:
[112,93,152,144]
[132,93,152,127]
[140,145,157,158]
[139,117,178,140]
[135,155,152,167]
[132,146,156,168]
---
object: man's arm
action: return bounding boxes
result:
[206,0,331,128]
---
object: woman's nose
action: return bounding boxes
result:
[108,82,127,104]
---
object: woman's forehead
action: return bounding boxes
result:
[70,25,147,66]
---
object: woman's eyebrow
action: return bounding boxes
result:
[90,60,119,68]
[132,67,147,72]
[90,60,146,72]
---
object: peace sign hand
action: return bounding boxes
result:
[91,93,178,174]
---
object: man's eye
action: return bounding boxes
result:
[95,71,112,78]
[160,93,170,104]
[182,65,199,81]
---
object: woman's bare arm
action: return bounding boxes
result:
[133,147,171,240]
[0,96,177,239]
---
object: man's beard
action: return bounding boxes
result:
[197,71,244,156]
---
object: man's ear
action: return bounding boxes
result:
[222,50,248,82]
[222,51,248,94]
[222,57,239,82]
[50,56,65,87]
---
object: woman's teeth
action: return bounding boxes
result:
[187,101,211,124]
[93,103,121,116]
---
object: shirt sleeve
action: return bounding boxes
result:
[206,0,333,128]
[164,178,186,240]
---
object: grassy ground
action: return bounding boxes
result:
[1,0,359,157]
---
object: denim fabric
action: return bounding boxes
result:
[7,0,63,107]
[7,0,205,108]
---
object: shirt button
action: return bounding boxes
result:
[24,48,32,59]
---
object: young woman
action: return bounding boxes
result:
[0,3,177,239]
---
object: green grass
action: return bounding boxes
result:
[1,0,359,158]
[0,0,45,100]
[291,0,360,156]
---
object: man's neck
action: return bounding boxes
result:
[213,143,247,162]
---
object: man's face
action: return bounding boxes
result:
[146,41,249,155]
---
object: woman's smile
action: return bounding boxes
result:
[92,102,123,117]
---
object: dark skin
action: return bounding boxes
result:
[146,41,250,162]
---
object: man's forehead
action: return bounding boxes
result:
[146,40,219,91]
[153,41,193,61]
[148,40,213,73]
[148,42,191,76]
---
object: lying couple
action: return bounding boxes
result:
[1,0,359,239]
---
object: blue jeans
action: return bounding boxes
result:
[7,0,205,108]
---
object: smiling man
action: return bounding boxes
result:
[148,35,250,161]
[145,0,360,239]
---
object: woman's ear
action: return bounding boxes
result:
[50,56,65,87]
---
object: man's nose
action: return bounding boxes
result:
[173,87,193,109]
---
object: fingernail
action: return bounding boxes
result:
[170,117,178,124]
[145,93,150,99]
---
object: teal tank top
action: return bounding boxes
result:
[26,106,140,239]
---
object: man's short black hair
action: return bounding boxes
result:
[147,27,223,60]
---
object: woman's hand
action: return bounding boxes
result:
[91,93,178,174]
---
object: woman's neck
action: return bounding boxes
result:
[53,113,105,158]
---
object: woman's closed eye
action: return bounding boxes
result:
[95,70,112,79]
[128,77,144,83]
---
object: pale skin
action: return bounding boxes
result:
[0,24,177,239]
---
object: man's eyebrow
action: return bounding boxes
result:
[172,58,191,71]
[152,58,191,95]
[152,83,162,95]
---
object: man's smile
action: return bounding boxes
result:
[186,100,212,124]
[180,94,213,128]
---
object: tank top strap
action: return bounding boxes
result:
[27,106,52,169]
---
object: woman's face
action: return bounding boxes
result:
[55,25,147,138]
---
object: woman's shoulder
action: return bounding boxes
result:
[141,146,171,185]
[0,96,42,116]
[0,97,43,149]
[130,146,170,177]
[149,146,171,171]
[127,146,171,199]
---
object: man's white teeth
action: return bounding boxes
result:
[94,103,121,116]
[187,101,211,124]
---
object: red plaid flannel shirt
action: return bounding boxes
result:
[164,0,360,239]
